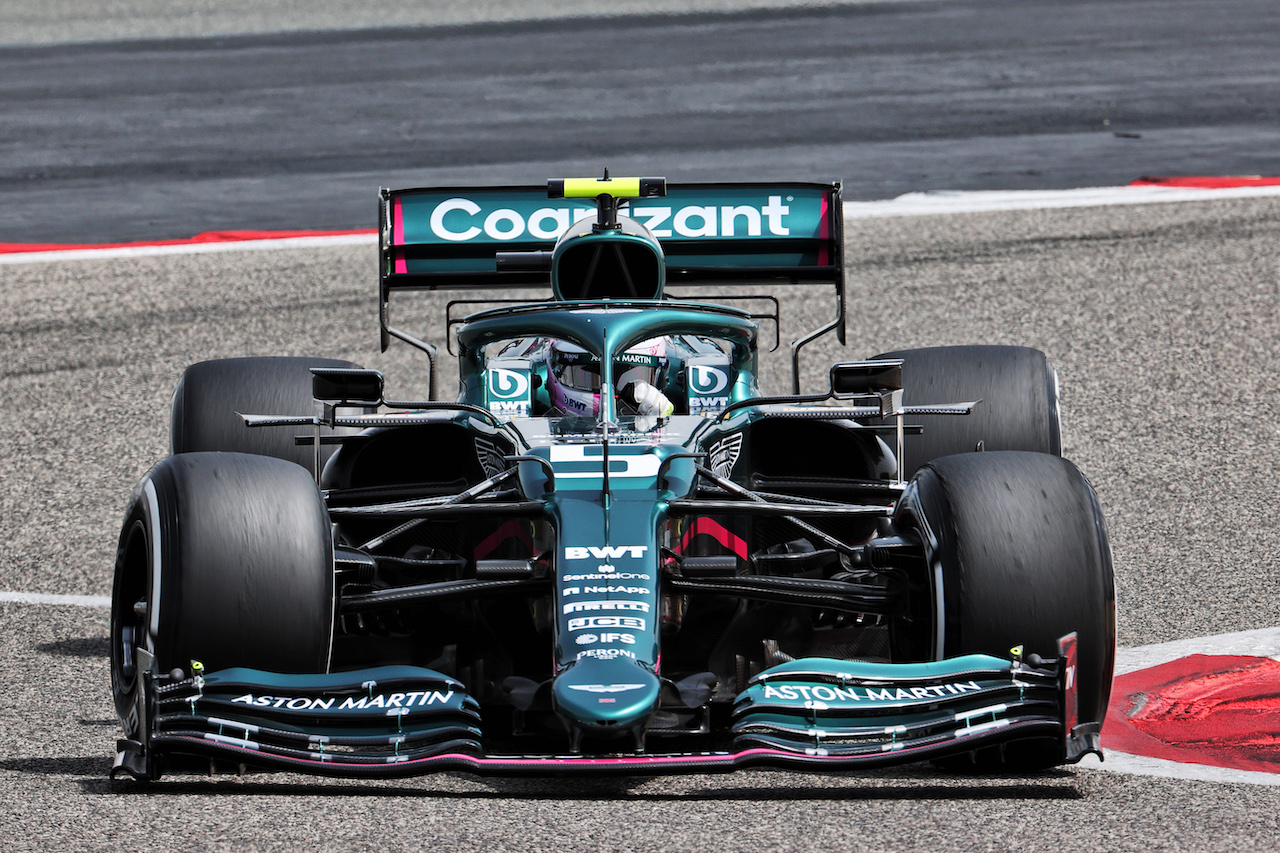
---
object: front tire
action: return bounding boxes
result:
[110,452,335,737]
[900,450,1115,769]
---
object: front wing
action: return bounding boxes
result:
[112,639,1097,780]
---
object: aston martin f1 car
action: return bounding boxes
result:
[110,176,1115,780]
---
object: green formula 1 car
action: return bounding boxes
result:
[110,176,1114,780]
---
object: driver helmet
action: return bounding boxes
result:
[547,337,668,417]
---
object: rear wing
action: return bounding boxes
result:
[377,181,846,393]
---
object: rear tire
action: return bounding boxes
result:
[110,452,335,737]
[170,356,366,469]
[901,450,1115,770]
[873,345,1061,478]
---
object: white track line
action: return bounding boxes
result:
[6,184,1280,265]
[1115,625,1280,675]
[0,591,111,607]
[1078,750,1280,787]
[0,233,375,265]
[842,183,1280,218]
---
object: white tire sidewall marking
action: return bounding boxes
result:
[143,476,162,651]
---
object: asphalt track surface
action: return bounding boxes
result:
[4,1,1280,851]
[4,0,1280,243]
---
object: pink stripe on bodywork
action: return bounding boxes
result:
[817,192,830,267]
[392,197,408,273]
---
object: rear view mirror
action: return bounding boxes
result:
[830,360,903,397]
[311,368,384,407]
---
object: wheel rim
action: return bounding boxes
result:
[111,518,150,704]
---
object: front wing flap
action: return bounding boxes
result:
[112,665,481,780]
[731,654,1063,759]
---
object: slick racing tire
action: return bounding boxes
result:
[110,452,334,738]
[902,451,1115,770]
[872,345,1061,478]
[170,356,366,470]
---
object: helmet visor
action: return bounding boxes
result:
[615,350,666,391]
[551,348,601,392]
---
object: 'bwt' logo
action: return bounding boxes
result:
[689,365,729,395]
[489,368,530,400]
